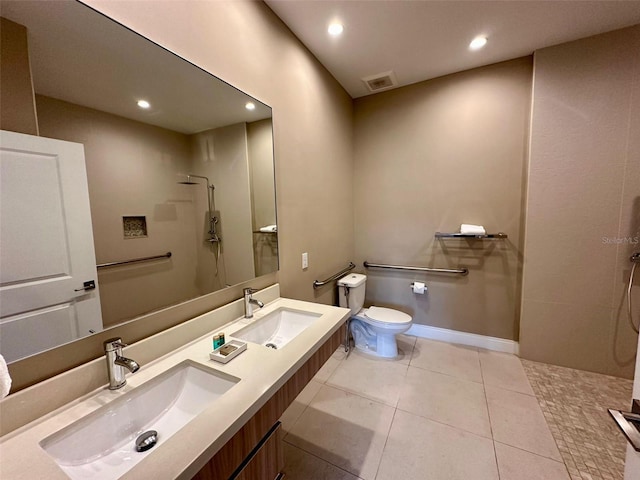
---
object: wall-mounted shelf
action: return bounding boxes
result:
[435,232,508,239]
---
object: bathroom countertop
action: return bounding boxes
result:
[0,296,350,480]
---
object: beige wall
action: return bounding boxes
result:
[36,95,201,327]
[520,26,640,378]
[0,17,38,135]
[354,58,532,341]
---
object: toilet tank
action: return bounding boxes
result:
[337,273,366,316]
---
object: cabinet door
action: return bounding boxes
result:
[233,422,283,480]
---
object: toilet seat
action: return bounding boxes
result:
[361,306,411,326]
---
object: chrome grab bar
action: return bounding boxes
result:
[313,262,356,289]
[363,261,468,276]
[97,252,172,269]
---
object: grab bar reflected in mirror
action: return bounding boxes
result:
[97,252,172,269]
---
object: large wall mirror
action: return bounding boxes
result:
[0,1,278,364]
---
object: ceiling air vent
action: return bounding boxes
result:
[361,70,398,93]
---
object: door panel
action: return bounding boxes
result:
[0,149,69,283]
[0,130,102,363]
[0,304,77,362]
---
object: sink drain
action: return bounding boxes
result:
[135,430,158,452]
[265,343,278,350]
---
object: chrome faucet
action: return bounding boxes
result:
[104,338,140,390]
[243,288,264,318]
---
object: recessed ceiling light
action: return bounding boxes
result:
[137,100,150,109]
[245,102,256,111]
[469,36,488,51]
[328,22,344,36]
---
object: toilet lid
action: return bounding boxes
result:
[364,306,411,325]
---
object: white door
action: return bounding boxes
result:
[0,130,102,363]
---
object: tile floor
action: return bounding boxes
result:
[522,359,633,480]
[279,336,572,480]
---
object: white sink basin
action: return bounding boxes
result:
[232,308,321,349]
[40,361,239,480]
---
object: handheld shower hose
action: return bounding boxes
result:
[628,252,640,334]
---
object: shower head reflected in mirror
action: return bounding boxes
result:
[177,174,203,185]
[177,174,220,245]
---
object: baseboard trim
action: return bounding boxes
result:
[406,324,520,355]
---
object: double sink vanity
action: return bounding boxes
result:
[0,285,349,479]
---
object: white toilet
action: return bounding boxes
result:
[337,273,412,358]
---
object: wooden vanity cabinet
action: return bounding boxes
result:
[232,422,283,480]
[192,324,345,480]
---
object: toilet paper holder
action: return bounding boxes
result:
[410,282,427,294]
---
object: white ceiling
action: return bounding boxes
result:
[1,1,271,134]
[265,0,640,98]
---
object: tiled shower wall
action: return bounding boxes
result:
[520,25,640,378]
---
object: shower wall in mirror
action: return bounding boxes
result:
[0,1,278,362]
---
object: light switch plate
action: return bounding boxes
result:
[302,252,308,269]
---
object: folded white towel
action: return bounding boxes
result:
[259,225,277,233]
[460,224,486,235]
[0,354,11,398]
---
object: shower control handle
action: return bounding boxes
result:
[74,280,96,292]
